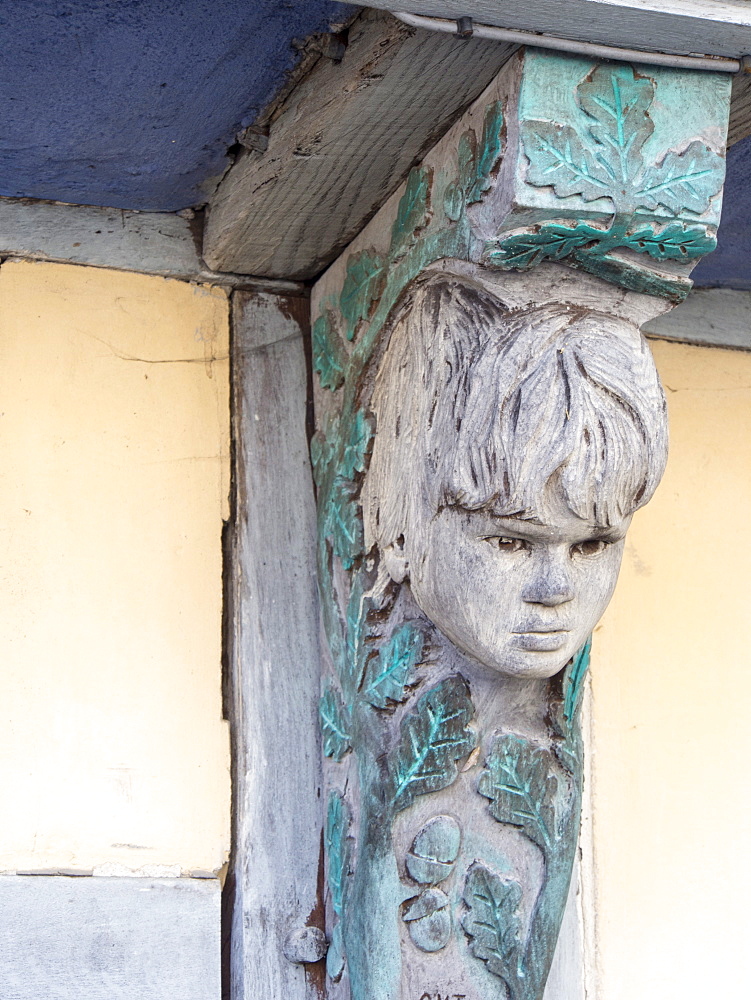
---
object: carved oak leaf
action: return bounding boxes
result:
[339,409,373,481]
[468,100,504,204]
[320,686,352,761]
[635,141,726,216]
[577,64,655,186]
[340,250,386,342]
[484,222,601,269]
[390,675,476,814]
[326,791,353,918]
[391,166,431,252]
[563,640,591,729]
[312,310,346,391]
[324,475,362,571]
[521,121,612,203]
[478,735,560,852]
[462,864,522,994]
[623,221,717,259]
[362,623,424,709]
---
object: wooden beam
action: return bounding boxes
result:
[0,197,304,293]
[228,292,324,1000]
[203,10,516,280]
[365,0,751,60]
[729,72,751,147]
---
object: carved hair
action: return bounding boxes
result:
[363,273,668,552]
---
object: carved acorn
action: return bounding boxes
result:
[406,814,461,885]
[403,887,452,952]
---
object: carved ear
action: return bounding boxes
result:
[382,535,408,584]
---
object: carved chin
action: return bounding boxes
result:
[442,627,582,680]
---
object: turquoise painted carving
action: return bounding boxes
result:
[463,864,523,989]
[362,623,424,709]
[487,63,726,296]
[320,686,352,762]
[389,676,476,813]
[406,815,462,885]
[313,44,703,1000]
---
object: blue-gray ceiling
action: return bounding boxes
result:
[0,0,746,287]
[0,0,354,211]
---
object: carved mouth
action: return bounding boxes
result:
[511,630,570,652]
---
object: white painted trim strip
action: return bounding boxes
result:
[0,197,305,293]
[392,11,740,71]
[644,288,751,350]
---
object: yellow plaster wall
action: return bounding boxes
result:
[0,261,230,873]
[591,338,751,998]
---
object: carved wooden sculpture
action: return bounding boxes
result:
[311,48,730,1000]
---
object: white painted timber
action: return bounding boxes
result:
[0,875,220,1000]
[644,288,751,350]
[203,9,516,279]
[367,0,751,60]
[229,292,324,1000]
[0,197,302,291]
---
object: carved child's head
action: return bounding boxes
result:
[362,273,668,679]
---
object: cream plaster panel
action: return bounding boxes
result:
[0,261,230,872]
[592,340,751,999]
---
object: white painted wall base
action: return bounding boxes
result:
[0,875,221,1000]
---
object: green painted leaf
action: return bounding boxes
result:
[577,63,655,188]
[339,250,386,342]
[468,100,504,204]
[312,311,345,391]
[324,475,362,571]
[326,921,345,982]
[443,180,464,222]
[391,166,430,250]
[458,130,476,191]
[636,141,725,216]
[326,790,352,917]
[478,735,559,851]
[339,409,373,481]
[462,864,522,988]
[320,686,352,761]
[624,222,717,260]
[390,675,476,814]
[362,623,424,709]
[563,640,591,727]
[485,222,601,270]
[521,120,612,202]
[345,570,370,696]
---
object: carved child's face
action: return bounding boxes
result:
[384,488,629,679]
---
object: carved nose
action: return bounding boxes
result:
[522,561,575,606]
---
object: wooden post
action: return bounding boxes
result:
[310,47,731,1000]
[228,291,325,1000]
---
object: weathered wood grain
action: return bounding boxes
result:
[366,0,751,60]
[644,287,751,350]
[203,10,515,279]
[228,292,323,1000]
[0,875,220,1000]
[728,72,751,148]
[0,197,303,292]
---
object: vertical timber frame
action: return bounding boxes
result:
[309,46,730,1000]
[228,291,326,1000]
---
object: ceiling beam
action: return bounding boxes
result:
[203,8,751,282]
[202,10,516,280]
[364,0,751,60]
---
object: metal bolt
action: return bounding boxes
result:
[283,926,328,964]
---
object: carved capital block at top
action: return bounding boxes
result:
[311,47,730,1000]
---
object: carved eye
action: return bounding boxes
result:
[488,536,527,553]
[571,539,609,557]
